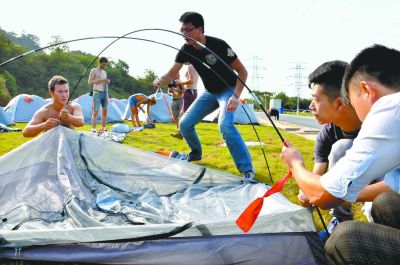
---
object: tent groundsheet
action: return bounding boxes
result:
[0,126,326,264]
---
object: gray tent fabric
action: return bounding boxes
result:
[0,126,326,264]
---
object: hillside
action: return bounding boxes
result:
[0,27,156,104]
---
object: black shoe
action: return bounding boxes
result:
[170,132,183,139]
[188,155,201,162]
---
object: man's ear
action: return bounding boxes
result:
[360,81,378,103]
[335,97,345,111]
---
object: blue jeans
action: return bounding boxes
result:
[93,90,108,112]
[179,88,253,173]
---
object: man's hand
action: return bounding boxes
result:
[43,118,60,131]
[280,140,304,171]
[59,108,70,122]
[107,79,111,84]
[226,96,239,111]
[152,78,161,89]
[298,189,312,207]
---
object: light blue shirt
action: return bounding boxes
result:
[320,92,400,202]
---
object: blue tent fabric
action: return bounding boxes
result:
[122,93,173,123]
[0,107,13,126]
[111,98,127,114]
[4,94,46,123]
[73,94,122,124]
[203,103,260,125]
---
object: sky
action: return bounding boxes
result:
[2,0,400,98]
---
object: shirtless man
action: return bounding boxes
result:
[23,75,84,137]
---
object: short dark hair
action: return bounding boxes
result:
[179,12,204,32]
[48,75,68,91]
[308,60,348,102]
[99,57,108,63]
[343,44,400,100]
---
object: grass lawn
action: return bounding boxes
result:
[0,121,365,264]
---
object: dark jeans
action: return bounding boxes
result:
[325,190,400,265]
[182,89,197,113]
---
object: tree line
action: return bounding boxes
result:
[0,27,157,106]
[246,90,311,111]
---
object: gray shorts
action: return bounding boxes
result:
[171,98,183,121]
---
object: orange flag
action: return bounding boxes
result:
[236,172,292,233]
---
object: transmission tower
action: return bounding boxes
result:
[247,56,265,91]
[288,62,307,115]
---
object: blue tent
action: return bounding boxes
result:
[122,93,174,123]
[73,93,122,124]
[203,103,260,125]
[4,94,46,123]
[111,98,127,114]
[0,106,13,126]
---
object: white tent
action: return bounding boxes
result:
[111,98,127,114]
[0,126,326,264]
[73,93,122,124]
[203,103,260,125]
[4,94,46,123]
[0,106,13,126]
[122,93,174,123]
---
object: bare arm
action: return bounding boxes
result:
[356,182,391,202]
[281,141,344,209]
[152,62,183,88]
[298,162,328,206]
[226,58,248,111]
[60,104,84,127]
[23,109,59,137]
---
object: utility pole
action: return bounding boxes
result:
[288,62,307,115]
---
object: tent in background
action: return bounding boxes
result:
[4,94,46,123]
[73,93,122,124]
[0,107,13,126]
[203,103,260,125]
[111,98,127,114]
[122,93,174,123]
[0,126,326,264]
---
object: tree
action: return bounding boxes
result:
[48,35,69,54]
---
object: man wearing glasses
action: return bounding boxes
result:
[153,11,255,182]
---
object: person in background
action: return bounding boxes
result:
[23,75,84,137]
[128,93,156,128]
[168,74,184,139]
[171,64,199,139]
[88,57,110,133]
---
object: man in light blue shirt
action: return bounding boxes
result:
[280,44,400,265]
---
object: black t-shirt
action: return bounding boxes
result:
[314,122,359,163]
[175,36,238,93]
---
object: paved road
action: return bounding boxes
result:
[256,112,322,130]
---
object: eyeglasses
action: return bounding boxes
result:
[180,27,196,34]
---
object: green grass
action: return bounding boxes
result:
[0,121,365,264]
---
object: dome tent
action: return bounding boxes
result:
[4,94,46,123]
[0,106,13,126]
[122,92,174,123]
[73,93,122,124]
[0,126,326,264]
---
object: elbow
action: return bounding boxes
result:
[22,129,34,138]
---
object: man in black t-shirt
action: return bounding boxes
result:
[301,61,362,237]
[152,12,255,181]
